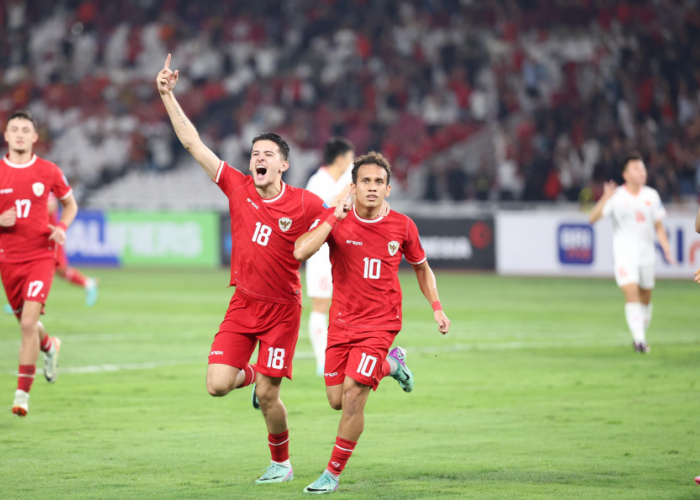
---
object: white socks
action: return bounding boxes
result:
[308,311,328,373]
[386,357,398,375]
[625,303,646,343]
[642,303,652,331]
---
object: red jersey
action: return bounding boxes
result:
[327,206,427,331]
[215,161,332,305]
[0,154,72,263]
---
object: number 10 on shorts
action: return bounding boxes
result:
[267,347,285,369]
[357,352,377,377]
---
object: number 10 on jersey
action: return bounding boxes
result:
[363,258,381,279]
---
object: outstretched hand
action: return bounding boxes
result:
[156,54,179,95]
[602,180,618,198]
[333,186,353,221]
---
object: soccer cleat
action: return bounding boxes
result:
[634,342,651,354]
[315,366,324,377]
[12,390,29,417]
[252,383,260,411]
[304,470,339,494]
[255,462,294,484]
[3,304,12,314]
[387,346,414,393]
[85,278,99,307]
[43,337,61,383]
[695,476,700,485]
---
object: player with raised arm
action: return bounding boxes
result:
[589,152,672,353]
[0,110,78,416]
[293,152,451,494]
[305,137,355,376]
[157,55,335,485]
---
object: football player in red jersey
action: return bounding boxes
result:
[0,110,78,417]
[157,55,337,484]
[294,151,451,494]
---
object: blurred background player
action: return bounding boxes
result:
[304,137,355,376]
[157,55,334,485]
[294,152,450,494]
[0,110,77,416]
[589,152,672,353]
[48,193,98,307]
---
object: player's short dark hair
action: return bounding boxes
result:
[622,151,644,172]
[352,151,392,185]
[6,110,38,131]
[323,137,355,166]
[251,132,290,161]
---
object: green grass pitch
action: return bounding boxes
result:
[0,269,698,499]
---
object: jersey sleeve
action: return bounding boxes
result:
[651,190,666,221]
[51,164,72,200]
[214,161,247,196]
[404,217,427,265]
[302,189,334,231]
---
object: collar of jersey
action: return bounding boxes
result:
[353,205,384,223]
[623,184,643,197]
[261,181,286,203]
[3,154,37,168]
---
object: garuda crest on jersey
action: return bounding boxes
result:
[388,241,399,256]
[32,182,45,197]
[278,217,293,232]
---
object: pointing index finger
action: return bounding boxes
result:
[164,53,171,70]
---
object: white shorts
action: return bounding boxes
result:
[614,261,655,289]
[305,244,333,299]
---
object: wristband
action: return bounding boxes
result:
[431,300,442,312]
[57,222,68,232]
[325,215,339,228]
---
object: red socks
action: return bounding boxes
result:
[268,430,290,463]
[241,364,256,388]
[63,267,88,287]
[17,365,35,393]
[327,436,357,476]
[40,335,53,353]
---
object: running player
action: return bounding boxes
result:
[157,55,333,484]
[293,151,451,494]
[0,110,77,416]
[305,137,355,376]
[589,152,672,353]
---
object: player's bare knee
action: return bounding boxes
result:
[19,317,38,336]
[256,388,279,411]
[328,398,343,411]
[206,378,232,397]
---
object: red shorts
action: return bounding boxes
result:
[324,324,397,390]
[54,244,68,269]
[208,291,301,379]
[0,258,55,319]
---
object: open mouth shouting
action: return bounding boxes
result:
[255,164,268,181]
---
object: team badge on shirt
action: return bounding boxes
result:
[32,182,45,197]
[388,241,399,256]
[279,217,293,232]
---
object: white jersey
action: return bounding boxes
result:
[602,185,666,266]
[304,164,353,298]
[305,165,353,204]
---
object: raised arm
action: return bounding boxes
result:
[157,54,221,179]
[589,180,617,224]
[294,191,352,262]
[412,261,450,335]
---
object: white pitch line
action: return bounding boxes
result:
[7,339,691,377]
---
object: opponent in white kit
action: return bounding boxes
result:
[305,138,355,375]
[589,152,673,353]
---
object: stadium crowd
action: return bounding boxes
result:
[0,0,699,203]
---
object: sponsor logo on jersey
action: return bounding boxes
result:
[346,240,363,246]
[279,217,292,232]
[0,188,13,194]
[388,241,399,256]
[324,372,338,377]
[558,224,594,264]
[210,350,224,356]
[323,202,330,209]
[32,182,45,197]
[246,198,259,209]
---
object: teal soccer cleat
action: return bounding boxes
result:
[304,470,339,494]
[255,462,293,484]
[85,278,98,307]
[252,383,260,410]
[387,346,414,393]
